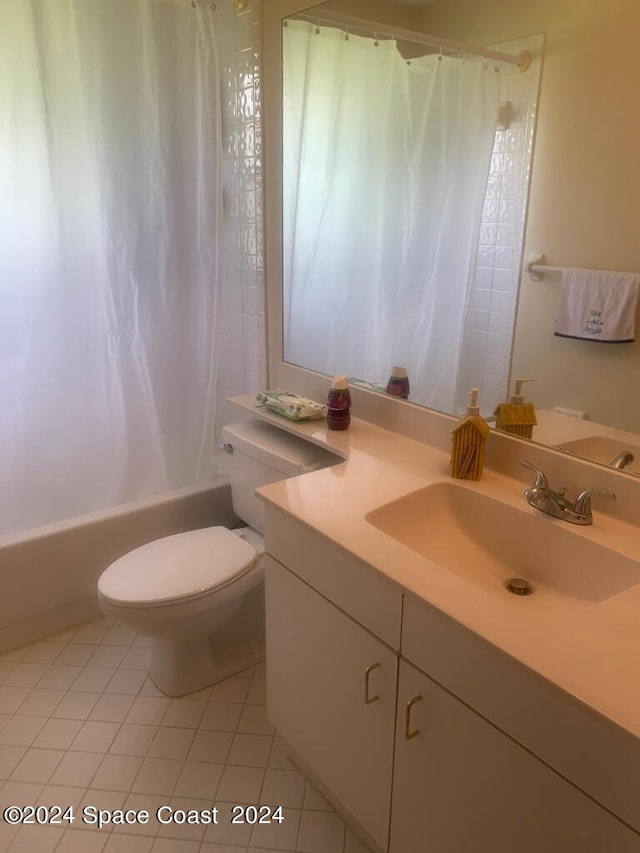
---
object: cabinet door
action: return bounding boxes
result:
[266,557,398,850]
[391,660,640,853]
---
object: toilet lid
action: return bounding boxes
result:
[98,526,257,606]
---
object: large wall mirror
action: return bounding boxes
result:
[271,0,640,476]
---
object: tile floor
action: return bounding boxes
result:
[0,617,370,853]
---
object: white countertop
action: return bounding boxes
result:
[231,395,640,741]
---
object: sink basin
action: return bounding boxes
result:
[365,482,639,603]
[556,436,640,474]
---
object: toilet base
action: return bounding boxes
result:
[147,581,266,696]
[150,636,265,696]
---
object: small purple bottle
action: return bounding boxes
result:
[386,366,410,400]
[327,374,351,431]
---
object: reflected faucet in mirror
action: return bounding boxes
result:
[608,450,635,470]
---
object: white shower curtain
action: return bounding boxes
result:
[283,20,499,411]
[0,0,222,536]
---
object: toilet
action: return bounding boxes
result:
[97,419,338,696]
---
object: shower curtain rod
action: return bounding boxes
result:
[289,9,532,72]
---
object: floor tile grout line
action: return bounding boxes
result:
[1,619,356,853]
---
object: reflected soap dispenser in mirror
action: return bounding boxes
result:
[386,366,410,400]
[494,379,537,440]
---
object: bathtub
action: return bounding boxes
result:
[0,478,237,653]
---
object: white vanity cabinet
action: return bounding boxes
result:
[263,506,640,853]
[391,659,640,853]
[265,556,398,850]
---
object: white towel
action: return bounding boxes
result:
[554,268,640,343]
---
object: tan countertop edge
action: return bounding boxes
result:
[229,395,640,741]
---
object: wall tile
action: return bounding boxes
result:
[457,34,543,416]
[225,283,244,313]
[242,286,258,317]
[229,338,245,369]
[242,315,259,346]
[228,311,244,341]
[216,0,265,449]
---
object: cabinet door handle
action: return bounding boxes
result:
[405,694,423,740]
[364,662,381,704]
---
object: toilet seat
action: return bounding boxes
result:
[98,526,258,608]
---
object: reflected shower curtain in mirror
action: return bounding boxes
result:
[283,20,499,411]
[0,0,221,536]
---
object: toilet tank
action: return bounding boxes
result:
[221,420,340,533]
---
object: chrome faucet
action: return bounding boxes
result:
[608,450,635,470]
[521,461,616,525]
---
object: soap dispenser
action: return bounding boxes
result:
[494,378,537,439]
[450,389,490,481]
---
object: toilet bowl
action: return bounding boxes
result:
[98,525,266,696]
[97,420,338,696]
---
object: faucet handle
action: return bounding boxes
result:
[574,489,617,516]
[520,460,549,489]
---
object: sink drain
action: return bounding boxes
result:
[504,577,535,596]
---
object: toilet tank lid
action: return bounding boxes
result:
[222,419,339,475]
[97,526,257,606]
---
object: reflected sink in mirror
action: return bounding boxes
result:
[556,436,640,475]
[365,483,639,604]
